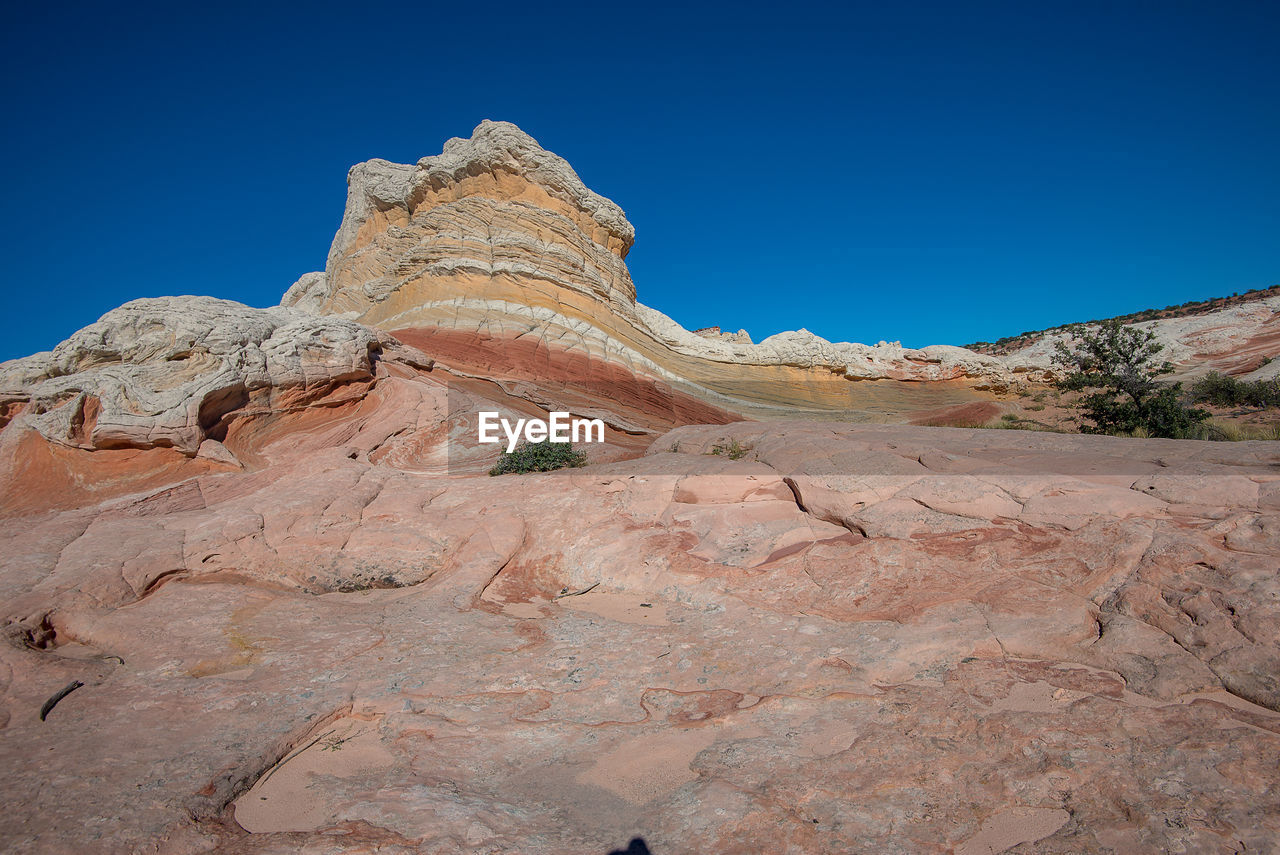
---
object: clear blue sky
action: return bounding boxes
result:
[2,0,1277,361]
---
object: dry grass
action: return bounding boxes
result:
[947,414,1279,441]
[1200,419,1280,442]
[1113,419,1279,441]
[950,414,1068,433]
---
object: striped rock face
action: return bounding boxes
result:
[1000,295,1280,381]
[284,121,1036,426]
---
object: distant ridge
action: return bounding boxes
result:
[966,283,1280,355]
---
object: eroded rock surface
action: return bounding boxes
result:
[998,294,1280,381]
[0,297,395,455]
[284,120,1046,418]
[2,417,1278,854]
[2,122,1278,854]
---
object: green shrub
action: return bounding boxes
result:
[1052,320,1208,438]
[1138,385,1215,438]
[489,440,587,476]
[1190,371,1245,406]
[709,438,750,460]
[1189,371,1280,409]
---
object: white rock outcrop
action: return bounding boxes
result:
[633,304,1024,385]
[997,295,1280,379]
[281,272,333,315]
[0,297,390,454]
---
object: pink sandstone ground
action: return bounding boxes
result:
[2,349,1279,853]
[2,120,1278,854]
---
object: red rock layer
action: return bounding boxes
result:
[0,429,235,516]
[390,327,740,431]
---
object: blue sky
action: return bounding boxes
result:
[2,1,1276,361]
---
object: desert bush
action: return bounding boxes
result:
[1190,371,1246,406]
[1189,372,1280,408]
[1138,385,1214,438]
[489,440,587,475]
[1052,320,1208,438]
[709,438,750,460]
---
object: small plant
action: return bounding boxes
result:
[319,728,367,751]
[709,438,750,460]
[1202,420,1280,442]
[320,734,352,751]
[489,440,587,476]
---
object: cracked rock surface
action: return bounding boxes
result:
[0,296,400,455]
[2,120,1279,852]
[3,406,1279,853]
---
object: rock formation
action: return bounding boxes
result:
[0,297,396,455]
[995,293,1280,381]
[1,121,1278,854]
[3,420,1278,853]
[285,120,1039,420]
[693,326,753,344]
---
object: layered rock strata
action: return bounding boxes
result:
[0,297,396,455]
[283,121,1039,418]
[998,294,1280,381]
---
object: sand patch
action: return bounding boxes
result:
[955,806,1070,854]
[987,681,1088,713]
[234,716,394,833]
[560,591,670,626]
[500,600,550,619]
[576,727,719,804]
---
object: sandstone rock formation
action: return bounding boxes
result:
[0,296,397,455]
[2,122,1279,854]
[2,420,1279,853]
[693,326,753,344]
[997,294,1280,381]
[284,120,1042,421]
